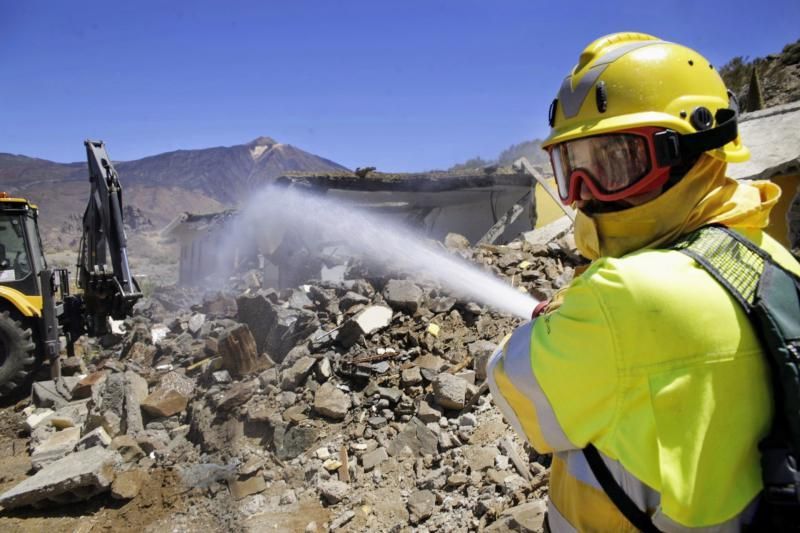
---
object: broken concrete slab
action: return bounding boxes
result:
[75,427,112,451]
[336,305,393,348]
[31,427,81,471]
[0,446,120,509]
[32,378,80,409]
[124,371,149,436]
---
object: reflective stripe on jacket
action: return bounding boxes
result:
[488,228,800,531]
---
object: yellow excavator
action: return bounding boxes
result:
[0,140,141,395]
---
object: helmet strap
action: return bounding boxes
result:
[653,108,739,167]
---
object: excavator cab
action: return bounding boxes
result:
[0,196,51,394]
[0,141,141,396]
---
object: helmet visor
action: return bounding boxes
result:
[550,133,652,202]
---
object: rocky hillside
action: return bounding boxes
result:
[0,138,348,247]
[719,38,800,110]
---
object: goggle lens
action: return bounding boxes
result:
[550,133,653,203]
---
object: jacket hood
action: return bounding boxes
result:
[574,154,780,259]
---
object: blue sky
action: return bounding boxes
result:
[1,1,798,171]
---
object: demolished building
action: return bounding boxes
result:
[728,101,800,250]
[163,167,560,287]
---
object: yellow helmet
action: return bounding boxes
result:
[542,32,749,163]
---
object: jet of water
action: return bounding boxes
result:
[221,185,538,319]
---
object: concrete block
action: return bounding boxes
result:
[75,427,112,451]
[0,447,119,509]
[31,427,81,471]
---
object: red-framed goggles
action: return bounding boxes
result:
[548,127,670,205]
[546,108,739,205]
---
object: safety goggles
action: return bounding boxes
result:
[547,127,672,205]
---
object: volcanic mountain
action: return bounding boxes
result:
[0,137,349,241]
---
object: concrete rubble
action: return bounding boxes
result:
[0,229,584,531]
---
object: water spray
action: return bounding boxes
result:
[221,185,539,320]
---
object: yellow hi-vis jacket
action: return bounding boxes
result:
[488,228,800,532]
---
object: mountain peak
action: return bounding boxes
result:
[248,136,277,147]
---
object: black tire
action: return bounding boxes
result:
[0,311,37,396]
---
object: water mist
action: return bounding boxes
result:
[219,185,539,320]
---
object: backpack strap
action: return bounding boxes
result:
[583,445,662,532]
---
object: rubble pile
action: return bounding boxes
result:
[0,231,584,532]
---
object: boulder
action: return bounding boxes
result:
[383,279,424,314]
[313,383,351,421]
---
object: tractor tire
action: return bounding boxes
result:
[0,311,37,396]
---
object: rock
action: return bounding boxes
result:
[486,500,547,533]
[111,469,146,500]
[468,340,497,381]
[459,413,478,427]
[75,427,112,451]
[218,323,260,377]
[31,427,81,470]
[25,410,55,432]
[465,445,501,472]
[141,371,194,417]
[339,291,369,311]
[141,389,190,418]
[413,354,446,372]
[124,371,148,435]
[407,489,436,523]
[275,425,318,461]
[315,357,332,380]
[60,356,86,376]
[388,417,438,457]
[432,373,467,410]
[444,233,471,250]
[212,370,233,384]
[361,447,388,471]
[32,379,78,409]
[318,479,349,505]
[280,489,297,505]
[229,475,266,500]
[329,510,355,530]
[216,380,258,410]
[188,313,206,335]
[71,371,107,400]
[281,356,316,391]
[447,473,469,487]
[111,435,145,463]
[313,383,351,421]
[203,292,238,318]
[401,366,423,386]
[0,447,120,509]
[416,400,442,424]
[322,458,342,472]
[383,279,423,314]
[336,305,393,348]
[430,296,457,313]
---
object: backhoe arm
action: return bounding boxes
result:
[78,140,141,335]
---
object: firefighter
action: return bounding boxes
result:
[488,32,800,531]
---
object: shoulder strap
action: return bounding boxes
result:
[583,445,662,532]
